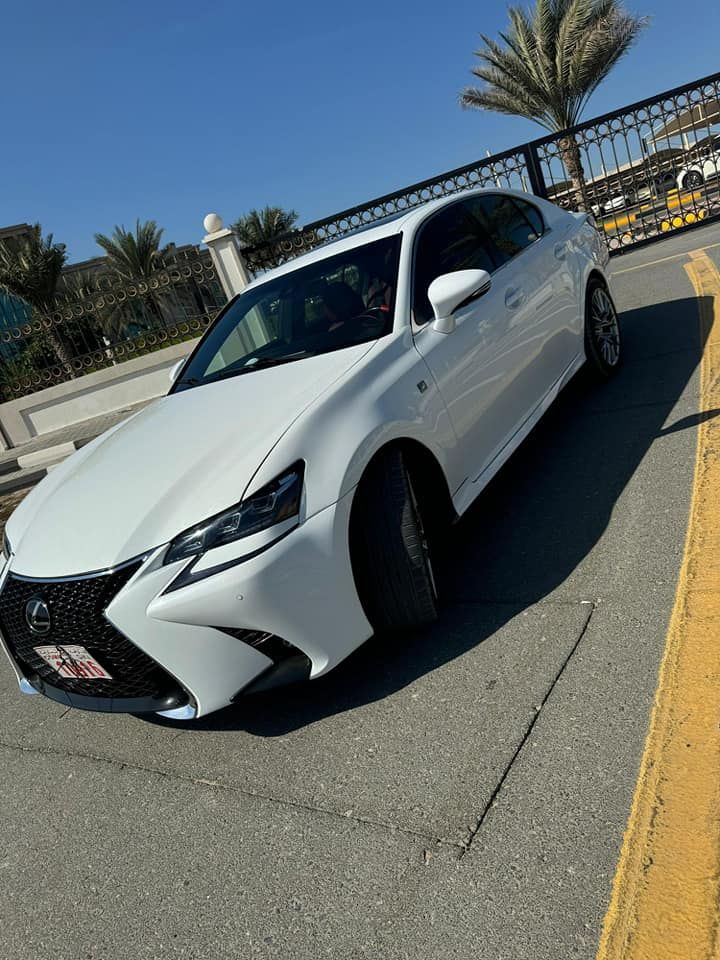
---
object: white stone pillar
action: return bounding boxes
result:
[202,213,251,299]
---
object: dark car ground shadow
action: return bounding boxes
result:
[155,295,709,735]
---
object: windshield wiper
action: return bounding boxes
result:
[235,352,312,374]
[177,352,312,388]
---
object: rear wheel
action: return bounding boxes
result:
[351,449,438,631]
[584,280,621,379]
[684,170,704,190]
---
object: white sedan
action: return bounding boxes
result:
[677,140,720,191]
[0,189,620,720]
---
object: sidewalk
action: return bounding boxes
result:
[0,399,155,494]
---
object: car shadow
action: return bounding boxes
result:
[164,295,709,736]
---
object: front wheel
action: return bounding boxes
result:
[584,281,622,379]
[684,170,704,190]
[350,449,438,631]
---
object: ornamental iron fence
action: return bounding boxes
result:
[241,69,720,273]
[0,248,225,402]
[2,69,720,403]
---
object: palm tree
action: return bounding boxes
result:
[95,220,166,328]
[94,219,165,280]
[459,0,647,209]
[0,225,75,371]
[232,206,299,247]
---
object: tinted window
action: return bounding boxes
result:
[514,198,545,238]
[173,236,401,392]
[413,200,500,325]
[476,194,542,265]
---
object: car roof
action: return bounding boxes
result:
[242,187,534,289]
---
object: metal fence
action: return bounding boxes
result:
[241,69,720,273]
[0,249,225,402]
[3,69,719,403]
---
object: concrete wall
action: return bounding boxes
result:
[0,339,199,448]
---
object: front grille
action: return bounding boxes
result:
[0,561,181,702]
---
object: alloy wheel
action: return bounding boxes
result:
[591,287,621,368]
[407,475,438,602]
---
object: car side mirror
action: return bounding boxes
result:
[168,359,185,385]
[428,270,492,334]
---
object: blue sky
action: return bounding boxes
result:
[2,0,718,263]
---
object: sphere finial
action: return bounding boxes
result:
[203,212,224,234]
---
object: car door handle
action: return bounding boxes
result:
[554,242,567,261]
[504,286,525,310]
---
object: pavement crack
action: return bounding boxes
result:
[0,737,463,851]
[459,601,596,859]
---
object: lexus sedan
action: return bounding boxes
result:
[0,188,620,720]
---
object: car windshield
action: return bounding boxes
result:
[173,235,401,392]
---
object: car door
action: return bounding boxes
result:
[490,195,579,415]
[411,195,542,485]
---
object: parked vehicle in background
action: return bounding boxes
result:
[676,135,720,190]
[0,189,621,721]
[590,193,634,216]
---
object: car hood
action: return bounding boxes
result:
[7,344,374,578]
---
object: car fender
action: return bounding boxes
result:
[241,327,459,522]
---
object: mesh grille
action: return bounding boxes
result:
[0,562,181,701]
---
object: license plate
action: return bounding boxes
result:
[34,645,113,680]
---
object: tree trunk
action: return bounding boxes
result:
[144,292,165,330]
[558,135,588,212]
[45,322,77,378]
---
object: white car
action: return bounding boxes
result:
[0,189,620,720]
[590,193,631,217]
[677,142,720,191]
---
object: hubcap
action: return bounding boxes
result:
[591,287,620,367]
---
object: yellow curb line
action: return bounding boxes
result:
[612,242,720,277]
[596,249,720,960]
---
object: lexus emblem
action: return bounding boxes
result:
[25,597,51,636]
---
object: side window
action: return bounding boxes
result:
[514,198,545,239]
[475,194,543,266]
[412,201,500,326]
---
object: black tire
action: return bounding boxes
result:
[684,170,703,190]
[351,449,438,631]
[584,279,622,380]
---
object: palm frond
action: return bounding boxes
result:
[0,225,67,312]
[232,206,299,247]
[460,0,647,132]
[94,219,165,281]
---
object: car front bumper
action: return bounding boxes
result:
[0,490,372,719]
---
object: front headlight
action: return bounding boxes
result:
[2,532,11,562]
[164,462,304,566]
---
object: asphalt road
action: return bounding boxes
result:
[1,222,719,960]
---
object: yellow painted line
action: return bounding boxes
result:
[602,190,705,234]
[665,189,704,211]
[602,212,637,232]
[613,240,720,276]
[596,249,720,960]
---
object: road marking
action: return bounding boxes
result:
[612,239,720,275]
[596,249,720,960]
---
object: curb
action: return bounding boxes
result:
[0,437,96,496]
[0,467,52,496]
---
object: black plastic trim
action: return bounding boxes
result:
[225,629,312,699]
[233,654,312,698]
[23,671,189,714]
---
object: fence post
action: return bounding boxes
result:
[522,143,548,200]
[202,213,251,299]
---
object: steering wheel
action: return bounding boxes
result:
[349,306,389,335]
